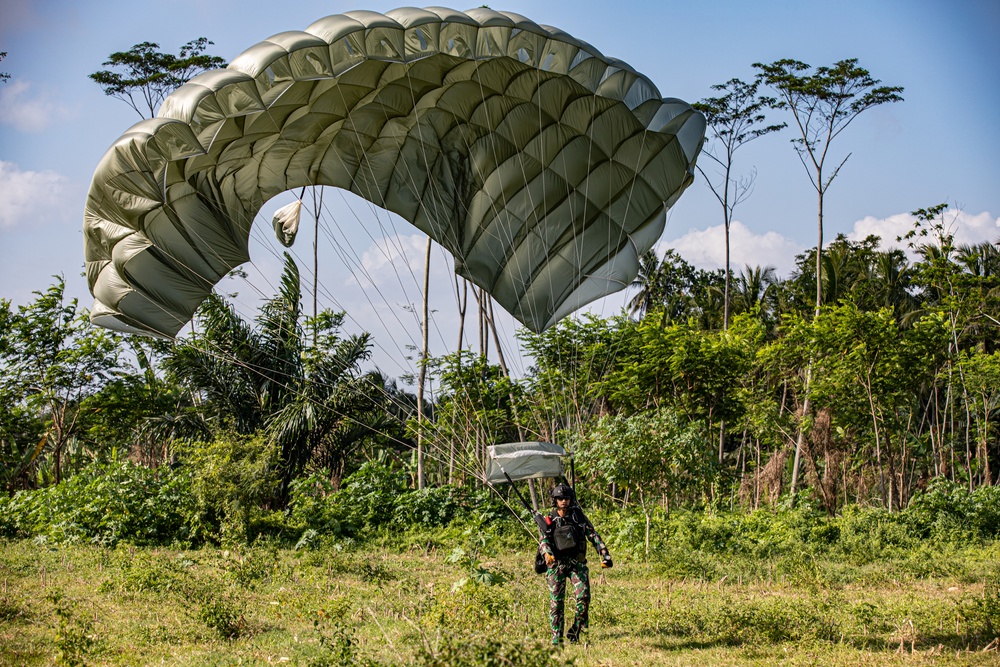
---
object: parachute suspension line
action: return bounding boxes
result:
[310,186,323,341]
[468,63,531,361]
[324,76,457,373]
[170,330,492,487]
[139,183,447,468]
[311,192,417,372]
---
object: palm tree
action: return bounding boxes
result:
[628,250,667,318]
[733,264,778,316]
[864,250,919,323]
[163,254,389,502]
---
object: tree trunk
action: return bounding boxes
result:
[416,236,432,490]
[789,367,812,499]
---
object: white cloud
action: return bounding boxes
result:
[662,220,804,277]
[350,233,444,289]
[0,79,71,132]
[849,209,1000,257]
[0,160,72,229]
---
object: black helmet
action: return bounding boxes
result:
[550,484,576,501]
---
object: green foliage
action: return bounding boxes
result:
[420,352,523,479]
[175,431,281,544]
[517,313,632,435]
[609,317,754,423]
[97,550,191,595]
[47,589,102,666]
[222,544,280,589]
[163,255,384,505]
[576,407,715,512]
[955,566,1000,642]
[335,460,407,531]
[288,461,477,543]
[653,589,840,645]
[422,581,517,633]
[0,280,126,486]
[196,589,247,639]
[287,471,342,536]
[0,457,195,546]
[905,479,1000,541]
[394,486,462,527]
[89,38,226,118]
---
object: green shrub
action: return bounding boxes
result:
[333,461,407,533]
[956,565,1000,643]
[194,588,247,639]
[394,486,461,527]
[97,549,191,595]
[0,458,195,546]
[833,505,915,561]
[175,431,281,544]
[903,479,1000,542]
[222,544,280,589]
[287,471,341,536]
[47,589,103,666]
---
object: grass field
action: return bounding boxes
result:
[2,533,999,666]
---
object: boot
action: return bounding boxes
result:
[566,626,580,643]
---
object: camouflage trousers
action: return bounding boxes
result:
[546,560,590,643]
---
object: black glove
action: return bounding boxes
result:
[601,553,613,569]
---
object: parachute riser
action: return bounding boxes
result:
[502,471,549,536]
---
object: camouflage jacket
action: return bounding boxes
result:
[539,506,608,564]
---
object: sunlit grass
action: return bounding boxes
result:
[1,537,998,666]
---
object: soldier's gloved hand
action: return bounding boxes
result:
[544,553,555,567]
[601,552,613,569]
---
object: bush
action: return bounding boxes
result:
[0,458,195,546]
[904,479,1000,541]
[394,486,461,527]
[287,471,341,536]
[175,431,281,544]
[833,505,915,561]
[333,461,407,533]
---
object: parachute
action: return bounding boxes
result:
[83,7,705,337]
[485,441,567,484]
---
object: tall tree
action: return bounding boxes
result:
[627,249,722,325]
[694,78,784,330]
[0,51,10,84]
[754,58,903,497]
[89,38,226,118]
[753,59,903,315]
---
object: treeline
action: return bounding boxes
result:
[426,210,1000,517]
[3,201,996,537]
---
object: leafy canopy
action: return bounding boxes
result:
[89,38,226,118]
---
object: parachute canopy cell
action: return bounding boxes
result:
[83,7,706,337]
[485,441,567,484]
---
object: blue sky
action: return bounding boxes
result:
[1,0,997,377]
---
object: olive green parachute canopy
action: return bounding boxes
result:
[84,7,705,337]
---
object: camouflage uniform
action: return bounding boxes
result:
[539,506,609,644]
